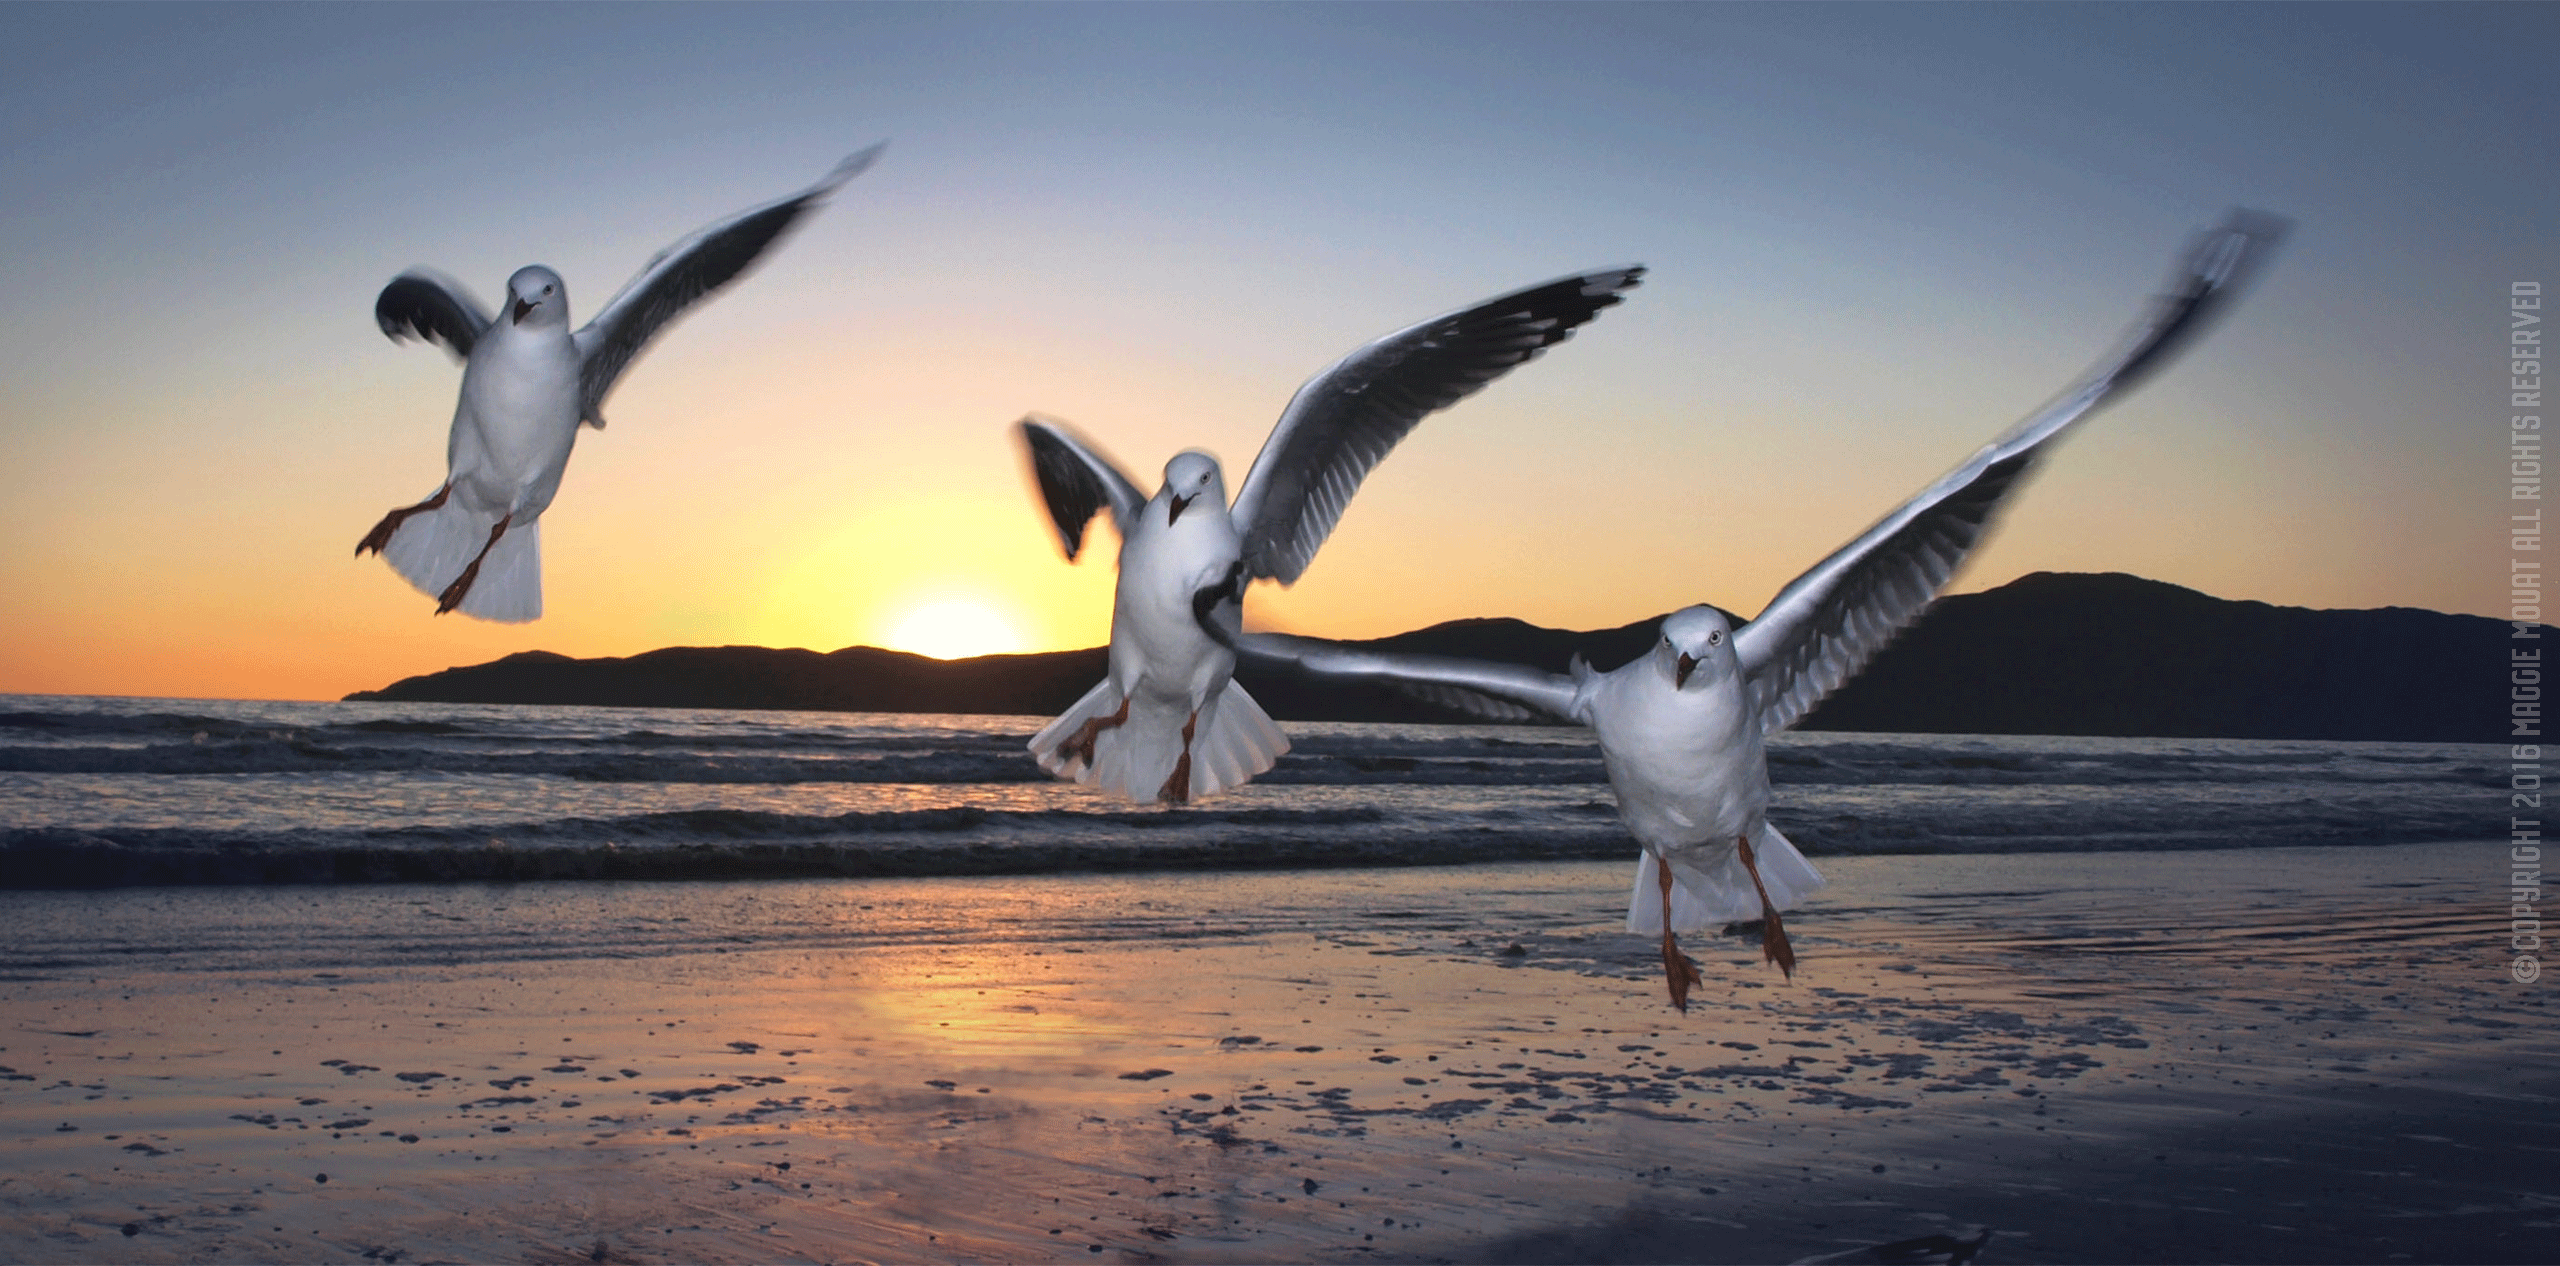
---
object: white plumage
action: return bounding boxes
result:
[1019,266,1645,803]
[1212,211,2287,1008]
[358,145,884,620]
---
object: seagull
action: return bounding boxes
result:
[1202,212,2287,1009]
[1019,265,1646,804]
[356,144,885,621]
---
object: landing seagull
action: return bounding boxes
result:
[356,144,886,621]
[1019,265,1645,804]
[1203,212,2286,1009]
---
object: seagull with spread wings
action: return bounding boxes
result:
[1019,265,1645,804]
[356,145,884,621]
[1203,212,2286,1008]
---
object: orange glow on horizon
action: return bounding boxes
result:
[882,597,1027,660]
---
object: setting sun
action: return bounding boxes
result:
[883,598,1026,660]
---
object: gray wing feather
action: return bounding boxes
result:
[1229,265,1645,584]
[1018,416,1147,560]
[1733,209,2289,736]
[573,143,884,426]
[375,270,492,361]
[1221,630,1589,725]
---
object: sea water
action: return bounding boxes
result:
[0,694,2499,888]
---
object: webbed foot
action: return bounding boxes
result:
[356,483,451,557]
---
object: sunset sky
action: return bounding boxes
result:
[3,3,2551,701]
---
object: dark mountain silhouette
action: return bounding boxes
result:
[345,572,2517,743]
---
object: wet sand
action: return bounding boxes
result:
[0,841,2549,1264]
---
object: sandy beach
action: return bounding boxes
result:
[0,841,2547,1264]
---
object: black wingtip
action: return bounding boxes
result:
[821,141,889,192]
[2187,208,2290,293]
[1191,562,1248,649]
[1584,263,1647,296]
[373,284,416,343]
[2066,207,2292,402]
[373,270,483,358]
[1492,264,1652,351]
[1017,415,1100,561]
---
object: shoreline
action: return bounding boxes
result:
[1,843,2548,1263]
[1,830,2503,893]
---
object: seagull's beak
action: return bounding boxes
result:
[1675,652,1697,689]
[511,297,534,325]
[1168,493,1194,526]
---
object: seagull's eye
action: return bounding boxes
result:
[541,285,553,295]
[1708,630,1722,646]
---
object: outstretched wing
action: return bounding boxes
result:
[374,270,492,361]
[1214,625,1589,726]
[573,143,885,426]
[1228,265,1645,585]
[1019,415,1147,561]
[1733,209,2289,736]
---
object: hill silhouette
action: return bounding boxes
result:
[345,572,2514,743]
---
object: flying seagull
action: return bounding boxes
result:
[356,144,885,621]
[1019,265,1646,804]
[1203,211,2286,1009]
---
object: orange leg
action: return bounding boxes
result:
[355,483,450,557]
[435,514,510,615]
[1062,696,1131,771]
[1735,835,1796,979]
[1158,709,1198,804]
[1658,857,1704,1012]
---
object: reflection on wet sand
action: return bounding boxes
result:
[0,841,2546,1263]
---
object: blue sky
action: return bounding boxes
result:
[2,3,2550,697]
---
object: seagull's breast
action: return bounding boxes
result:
[1118,503,1243,608]
[1109,503,1244,690]
[1592,674,1768,849]
[457,326,582,477]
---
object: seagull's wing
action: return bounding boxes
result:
[1229,265,1645,585]
[1219,627,1589,726]
[375,270,492,361]
[1019,415,1148,561]
[573,143,884,428]
[1733,209,2288,736]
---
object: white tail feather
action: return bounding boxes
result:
[1625,824,1825,935]
[1029,679,1288,803]
[378,497,543,623]
[456,519,541,622]
[1187,681,1289,800]
[1030,679,1121,782]
[379,496,480,598]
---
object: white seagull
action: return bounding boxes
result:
[1019,266,1646,804]
[356,144,885,621]
[1203,212,2287,1009]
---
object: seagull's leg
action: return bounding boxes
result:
[435,514,511,616]
[1735,835,1796,979]
[1658,856,1703,1012]
[1062,696,1130,771]
[355,483,451,557]
[1158,710,1198,805]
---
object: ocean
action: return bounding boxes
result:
[0,694,2499,889]
[2,697,2540,1265]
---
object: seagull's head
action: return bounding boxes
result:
[505,266,568,330]
[1160,451,1226,527]
[1657,606,1736,692]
